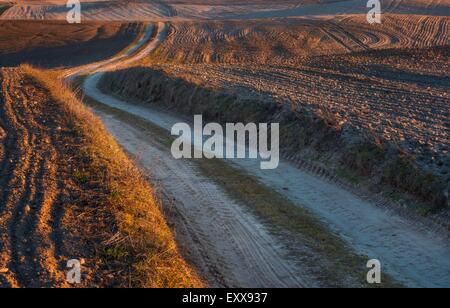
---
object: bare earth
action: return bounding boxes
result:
[0,68,110,287]
[0,21,141,67]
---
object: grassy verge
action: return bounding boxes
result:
[22,65,204,288]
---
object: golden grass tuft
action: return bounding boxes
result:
[21,64,204,288]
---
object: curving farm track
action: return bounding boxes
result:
[74,22,313,288]
[94,112,309,287]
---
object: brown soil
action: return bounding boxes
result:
[0,21,142,68]
[0,67,203,287]
[148,15,449,65]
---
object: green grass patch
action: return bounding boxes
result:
[73,169,90,184]
[383,158,447,210]
[102,244,131,262]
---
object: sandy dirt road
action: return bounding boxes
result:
[68,21,312,288]
[69,21,450,287]
[94,110,309,287]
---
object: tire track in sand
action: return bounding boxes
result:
[94,111,308,287]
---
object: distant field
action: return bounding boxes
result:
[141,15,449,169]
[104,14,448,207]
[0,21,142,67]
[1,0,449,21]
[149,15,449,64]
